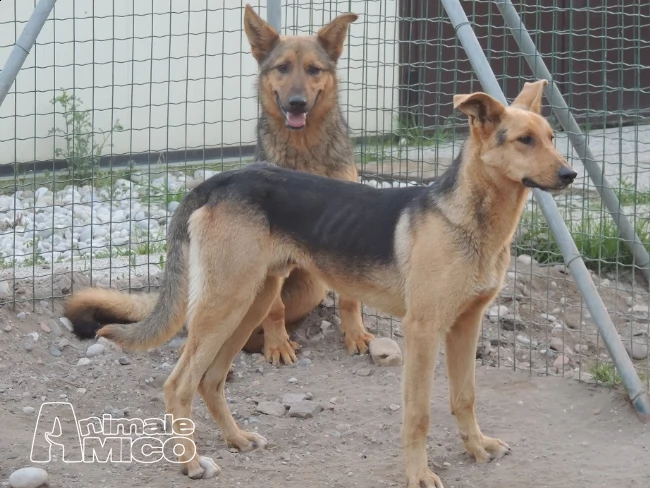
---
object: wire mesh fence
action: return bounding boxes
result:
[0,0,648,388]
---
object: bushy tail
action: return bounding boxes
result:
[65,287,159,339]
[64,193,202,351]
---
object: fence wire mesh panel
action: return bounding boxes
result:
[0,0,648,388]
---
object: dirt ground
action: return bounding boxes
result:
[1,256,650,488]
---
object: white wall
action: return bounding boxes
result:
[0,0,399,165]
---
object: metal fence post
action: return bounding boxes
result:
[0,0,57,108]
[267,0,282,33]
[493,0,650,288]
[439,0,650,422]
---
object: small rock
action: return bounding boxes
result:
[86,344,105,357]
[28,332,39,342]
[320,320,333,332]
[40,323,51,333]
[549,337,564,351]
[0,280,10,297]
[49,320,63,337]
[540,313,557,322]
[3,324,12,332]
[17,311,26,320]
[58,339,70,349]
[355,368,373,377]
[288,377,298,384]
[574,344,588,354]
[632,304,650,315]
[105,407,125,418]
[476,343,492,359]
[624,340,649,360]
[553,354,571,371]
[77,358,91,366]
[118,357,131,365]
[500,313,525,331]
[369,337,402,367]
[23,343,33,352]
[393,329,404,337]
[388,404,401,411]
[282,393,307,408]
[516,335,534,347]
[297,358,312,367]
[59,317,74,332]
[517,254,536,266]
[8,467,48,488]
[22,406,35,415]
[288,400,323,419]
[487,305,509,323]
[49,347,61,357]
[77,388,87,395]
[256,401,286,417]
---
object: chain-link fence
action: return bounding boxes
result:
[0,0,648,389]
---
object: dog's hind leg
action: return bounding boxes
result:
[445,296,511,464]
[163,206,269,480]
[338,296,374,355]
[198,275,284,450]
[164,291,259,479]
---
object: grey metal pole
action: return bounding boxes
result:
[439,0,650,421]
[0,0,57,108]
[494,0,650,287]
[267,0,282,33]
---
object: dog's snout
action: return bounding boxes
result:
[288,96,307,111]
[558,166,577,184]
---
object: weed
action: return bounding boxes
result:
[589,362,622,388]
[615,177,650,207]
[516,208,650,272]
[49,90,123,186]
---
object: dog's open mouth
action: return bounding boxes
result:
[276,94,307,130]
[285,111,307,129]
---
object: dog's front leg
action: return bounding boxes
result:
[445,298,511,463]
[401,314,444,488]
[338,296,375,355]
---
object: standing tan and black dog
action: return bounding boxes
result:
[64,4,374,366]
[86,80,577,486]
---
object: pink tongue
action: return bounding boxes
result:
[286,112,307,127]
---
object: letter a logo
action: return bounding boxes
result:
[31,402,83,463]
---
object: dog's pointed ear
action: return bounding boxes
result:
[243,4,280,63]
[316,12,358,62]
[511,79,548,114]
[453,92,505,136]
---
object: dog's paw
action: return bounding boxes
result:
[344,329,375,356]
[227,431,268,452]
[264,338,300,366]
[465,435,511,464]
[181,456,221,479]
[406,469,445,488]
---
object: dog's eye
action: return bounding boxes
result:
[307,65,322,76]
[517,135,534,145]
[276,64,289,74]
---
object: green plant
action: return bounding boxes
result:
[615,177,650,207]
[395,113,452,148]
[590,362,622,388]
[49,90,123,186]
[516,209,650,271]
